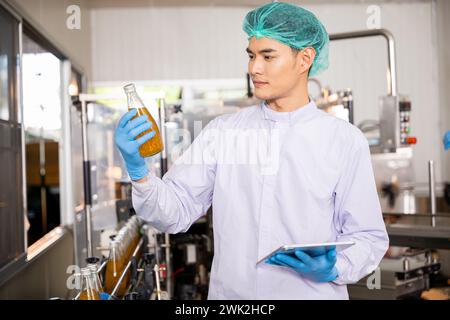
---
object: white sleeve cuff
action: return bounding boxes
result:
[131,174,157,193]
[332,254,348,285]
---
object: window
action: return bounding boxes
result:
[22,33,62,246]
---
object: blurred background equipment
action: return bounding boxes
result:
[310,28,450,300]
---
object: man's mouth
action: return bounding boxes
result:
[253,80,269,88]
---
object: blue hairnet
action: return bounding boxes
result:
[243,2,329,76]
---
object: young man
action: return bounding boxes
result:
[115,2,389,299]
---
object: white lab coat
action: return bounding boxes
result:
[132,101,389,299]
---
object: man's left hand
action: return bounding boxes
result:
[266,248,338,283]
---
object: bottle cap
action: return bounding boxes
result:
[87,264,97,273]
[124,83,136,94]
[81,267,90,276]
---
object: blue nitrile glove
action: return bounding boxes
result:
[99,292,111,300]
[444,131,450,151]
[115,109,155,180]
[266,247,338,283]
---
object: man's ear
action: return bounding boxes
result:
[298,47,316,74]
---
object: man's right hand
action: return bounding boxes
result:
[115,109,155,181]
[266,248,338,283]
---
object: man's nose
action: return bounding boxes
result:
[249,58,264,75]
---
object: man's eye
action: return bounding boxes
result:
[248,55,255,59]
[264,56,273,60]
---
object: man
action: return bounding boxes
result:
[115,2,389,299]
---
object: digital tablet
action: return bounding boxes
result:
[257,241,355,266]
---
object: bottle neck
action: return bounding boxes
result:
[82,273,96,291]
[126,91,145,109]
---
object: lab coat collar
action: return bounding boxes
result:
[261,99,318,123]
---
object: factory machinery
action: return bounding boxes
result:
[311,29,450,300]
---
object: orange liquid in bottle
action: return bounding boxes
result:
[79,289,100,300]
[104,259,118,294]
[104,249,130,297]
[130,107,163,157]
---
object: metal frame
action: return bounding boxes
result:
[80,98,93,258]
[17,9,27,256]
[60,60,81,268]
[330,29,400,153]
[329,28,398,97]
[387,224,450,250]
[0,0,21,21]
[428,160,437,227]
[0,0,28,287]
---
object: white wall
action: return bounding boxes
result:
[89,0,449,184]
[90,6,249,81]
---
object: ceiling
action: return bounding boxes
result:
[88,0,429,9]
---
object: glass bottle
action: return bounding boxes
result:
[117,229,131,297]
[79,267,100,300]
[87,263,104,293]
[123,83,164,157]
[104,240,119,293]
